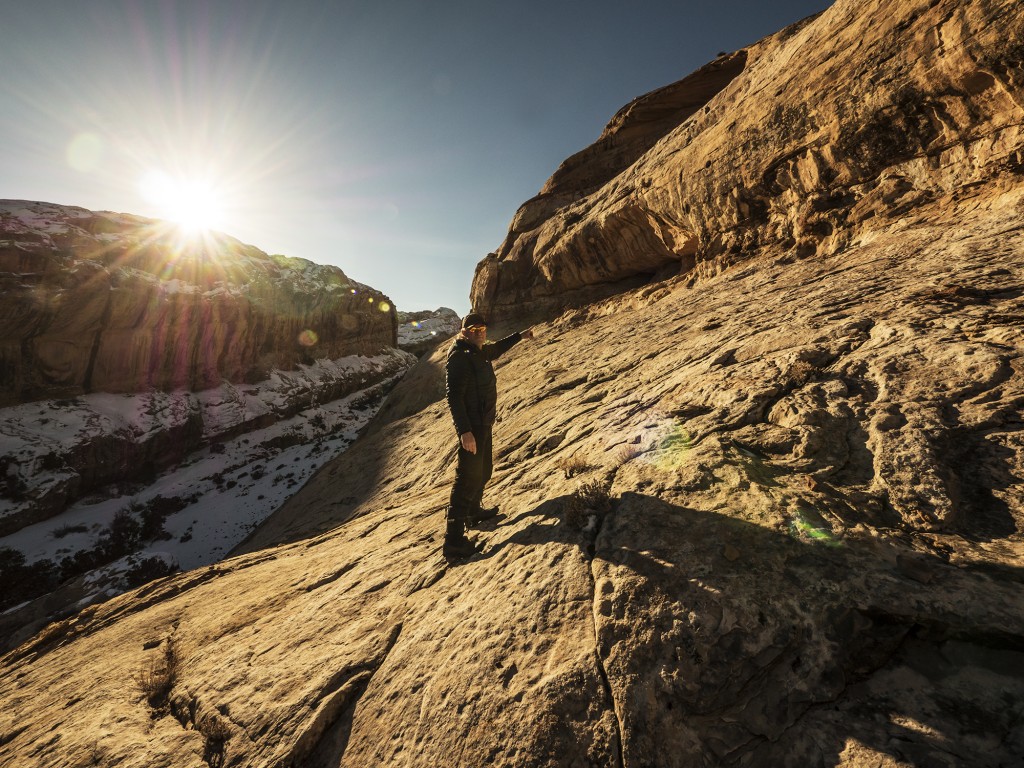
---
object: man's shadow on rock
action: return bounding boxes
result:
[483,491,1024,768]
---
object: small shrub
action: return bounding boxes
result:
[200,714,232,768]
[60,547,106,580]
[140,495,189,541]
[134,637,180,708]
[787,359,816,386]
[0,458,28,501]
[557,454,592,479]
[565,480,613,531]
[51,523,89,539]
[103,510,142,557]
[0,548,61,611]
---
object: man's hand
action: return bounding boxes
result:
[460,431,477,454]
[521,327,534,341]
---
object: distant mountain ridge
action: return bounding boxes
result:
[0,200,397,405]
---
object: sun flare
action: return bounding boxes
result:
[140,170,225,234]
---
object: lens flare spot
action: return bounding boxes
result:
[298,329,319,347]
[789,508,842,547]
[379,301,391,312]
[648,421,692,471]
[67,133,104,173]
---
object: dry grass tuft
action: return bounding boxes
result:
[200,714,232,768]
[557,454,593,479]
[787,359,816,386]
[134,637,180,708]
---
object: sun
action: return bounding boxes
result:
[140,170,226,234]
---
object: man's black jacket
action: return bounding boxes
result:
[445,332,522,435]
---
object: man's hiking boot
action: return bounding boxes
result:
[443,518,479,561]
[466,506,499,527]
[443,536,479,561]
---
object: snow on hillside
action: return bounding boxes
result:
[0,349,415,617]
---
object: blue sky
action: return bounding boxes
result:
[0,0,831,313]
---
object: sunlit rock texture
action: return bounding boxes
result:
[2,1,1023,767]
[0,201,397,406]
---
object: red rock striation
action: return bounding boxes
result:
[0,201,397,405]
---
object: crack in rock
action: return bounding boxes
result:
[284,622,403,768]
[584,483,625,768]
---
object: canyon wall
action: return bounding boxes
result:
[471,0,1024,326]
[0,201,397,405]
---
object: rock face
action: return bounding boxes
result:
[2,1,1024,767]
[0,201,397,406]
[396,307,461,357]
[471,0,1024,328]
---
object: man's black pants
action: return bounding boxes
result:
[448,425,492,522]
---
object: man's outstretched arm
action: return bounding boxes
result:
[482,328,534,361]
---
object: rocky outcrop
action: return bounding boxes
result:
[4,181,1023,766]
[0,201,397,405]
[471,0,1024,327]
[396,307,461,357]
[2,1,1023,766]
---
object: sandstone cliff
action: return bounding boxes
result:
[471,0,1024,327]
[0,201,397,405]
[2,1,1023,767]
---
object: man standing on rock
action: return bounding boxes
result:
[444,312,533,560]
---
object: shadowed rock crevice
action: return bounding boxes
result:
[589,493,1024,766]
[295,623,403,768]
[579,474,626,768]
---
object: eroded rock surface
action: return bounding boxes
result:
[0,201,397,405]
[2,1,1023,766]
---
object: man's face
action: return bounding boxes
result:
[465,324,487,347]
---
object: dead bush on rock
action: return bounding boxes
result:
[200,714,232,768]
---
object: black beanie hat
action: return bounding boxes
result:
[461,312,487,329]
